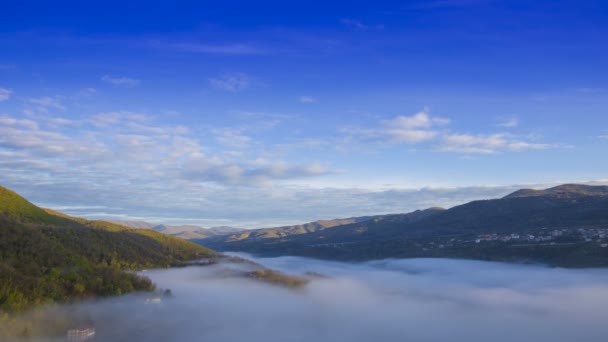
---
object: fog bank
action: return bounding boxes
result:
[9,256,608,341]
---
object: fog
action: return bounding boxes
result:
[11,255,608,341]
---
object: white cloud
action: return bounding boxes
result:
[0,117,39,130]
[0,88,13,102]
[46,117,79,127]
[299,96,316,103]
[343,112,557,154]
[90,111,150,127]
[27,96,64,111]
[209,73,251,92]
[497,116,519,128]
[439,133,551,154]
[101,75,141,87]
[213,128,252,148]
[181,157,331,186]
[382,112,449,143]
[384,112,450,129]
[385,129,439,143]
[341,111,449,144]
[599,135,608,140]
[0,112,336,226]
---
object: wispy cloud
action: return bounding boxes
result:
[0,88,13,102]
[340,18,385,31]
[27,96,64,111]
[90,111,150,127]
[497,116,519,128]
[438,133,551,154]
[0,116,39,130]
[341,18,369,30]
[78,87,97,97]
[599,135,608,140]
[0,111,332,199]
[299,96,316,103]
[343,111,557,154]
[343,112,449,144]
[209,73,251,92]
[101,75,141,87]
[213,128,252,148]
[181,158,331,186]
[382,112,450,143]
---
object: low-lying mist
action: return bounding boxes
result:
[9,255,608,341]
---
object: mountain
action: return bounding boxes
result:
[210,215,391,243]
[0,186,58,224]
[106,220,245,240]
[209,226,247,235]
[504,184,608,199]
[199,184,608,266]
[0,186,217,313]
[200,208,445,250]
[105,219,155,229]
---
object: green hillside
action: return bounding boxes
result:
[0,187,57,224]
[0,186,217,314]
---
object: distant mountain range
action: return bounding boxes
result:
[202,207,445,244]
[198,184,608,267]
[106,220,245,240]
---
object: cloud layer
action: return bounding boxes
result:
[344,111,556,154]
[0,88,12,102]
[0,105,579,228]
[9,256,608,342]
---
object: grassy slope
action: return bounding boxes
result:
[0,186,216,314]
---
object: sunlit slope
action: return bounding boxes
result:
[0,185,217,313]
[0,186,58,224]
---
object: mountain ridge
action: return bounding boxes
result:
[105,220,246,239]
[199,184,608,266]
[503,184,608,199]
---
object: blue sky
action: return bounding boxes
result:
[1,0,607,227]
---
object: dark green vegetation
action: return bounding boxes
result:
[200,184,608,267]
[0,186,217,315]
[245,270,307,288]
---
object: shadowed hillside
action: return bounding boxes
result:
[199,184,608,266]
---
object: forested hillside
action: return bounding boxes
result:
[0,186,217,314]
